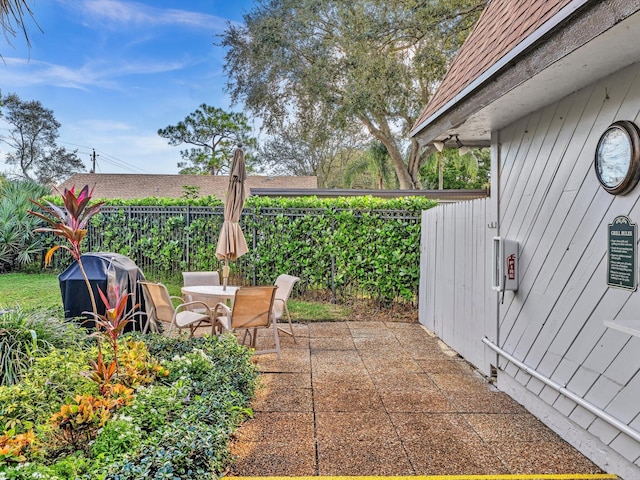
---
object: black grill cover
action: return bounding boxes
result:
[58,252,147,331]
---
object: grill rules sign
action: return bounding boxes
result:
[608,215,637,291]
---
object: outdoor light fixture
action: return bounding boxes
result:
[434,134,472,154]
[433,134,453,152]
[455,136,471,155]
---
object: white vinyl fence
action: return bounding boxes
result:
[420,198,497,376]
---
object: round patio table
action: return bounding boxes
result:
[181,285,239,301]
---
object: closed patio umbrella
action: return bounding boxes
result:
[216,145,248,289]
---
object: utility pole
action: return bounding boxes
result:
[90,149,99,173]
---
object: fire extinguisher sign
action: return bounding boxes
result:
[507,254,516,281]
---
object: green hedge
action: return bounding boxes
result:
[61,196,436,305]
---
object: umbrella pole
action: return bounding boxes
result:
[223,259,229,290]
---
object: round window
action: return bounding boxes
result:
[595,120,640,195]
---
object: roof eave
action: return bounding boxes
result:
[411,1,640,148]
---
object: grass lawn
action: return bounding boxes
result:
[0,272,351,321]
[0,272,67,309]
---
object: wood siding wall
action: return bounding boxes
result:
[420,61,640,473]
[500,62,640,472]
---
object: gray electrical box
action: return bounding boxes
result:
[492,237,519,292]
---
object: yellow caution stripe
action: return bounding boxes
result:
[228,475,618,480]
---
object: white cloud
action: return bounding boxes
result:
[0,56,190,90]
[75,119,131,131]
[55,0,232,32]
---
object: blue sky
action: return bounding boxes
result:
[0,0,257,176]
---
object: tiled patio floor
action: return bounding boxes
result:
[226,321,605,477]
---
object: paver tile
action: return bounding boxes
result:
[429,372,494,392]
[446,390,528,414]
[359,356,423,373]
[314,386,385,412]
[317,438,414,476]
[229,439,316,476]
[464,413,561,443]
[232,412,314,443]
[353,335,404,351]
[310,336,355,351]
[308,322,350,337]
[417,358,476,375]
[312,370,376,389]
[487,440,606,474]
[257,372,312,390]
[379,389,457,413]
[403,437,510,475]
[369,371,438,391]
[316,411,398,441]
[390,412,481,443]
[251,386,313,412]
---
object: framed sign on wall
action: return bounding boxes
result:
[607,215,637,291]
[595,120,640,195]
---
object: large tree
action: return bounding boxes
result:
[258,108,368,186]
[1,93,85,184]
[327,140,398,190]
[158,104,258,175]
[221,0,483,189]
[420,148,490,190]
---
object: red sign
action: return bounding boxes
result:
[507,254,516,280]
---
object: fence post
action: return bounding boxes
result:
[331,215,336,304]
[252,208,257,286]
[186,205,191,270]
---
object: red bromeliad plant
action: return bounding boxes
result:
[89,285,138,376]
[28,185,104,316]
[29,187,145,390]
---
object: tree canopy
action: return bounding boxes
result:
[158,104,258,175]
[258,108,368,186]
[221,0,483,189]
[420,148,490,190]
[1,93,85,184]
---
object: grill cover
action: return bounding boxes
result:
[58,252,147,331]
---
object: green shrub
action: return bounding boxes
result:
[0,179,50,273]
[2,451,94,479]
[106,422,228,479]
[141,333,258,398]
[91,417,142,461]
[121,381,190,434]
[101,334,258,479]
[0,347,96,433]
[1,328,258,478]
[0,306,87,386]
[71,196,432,304]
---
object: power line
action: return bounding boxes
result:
[57,140,150,174]
[0,133,153,175]
[1,117,160,174]
[94,148,150,174]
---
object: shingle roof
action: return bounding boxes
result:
[58,173,318,200]
[412,0,574,132]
